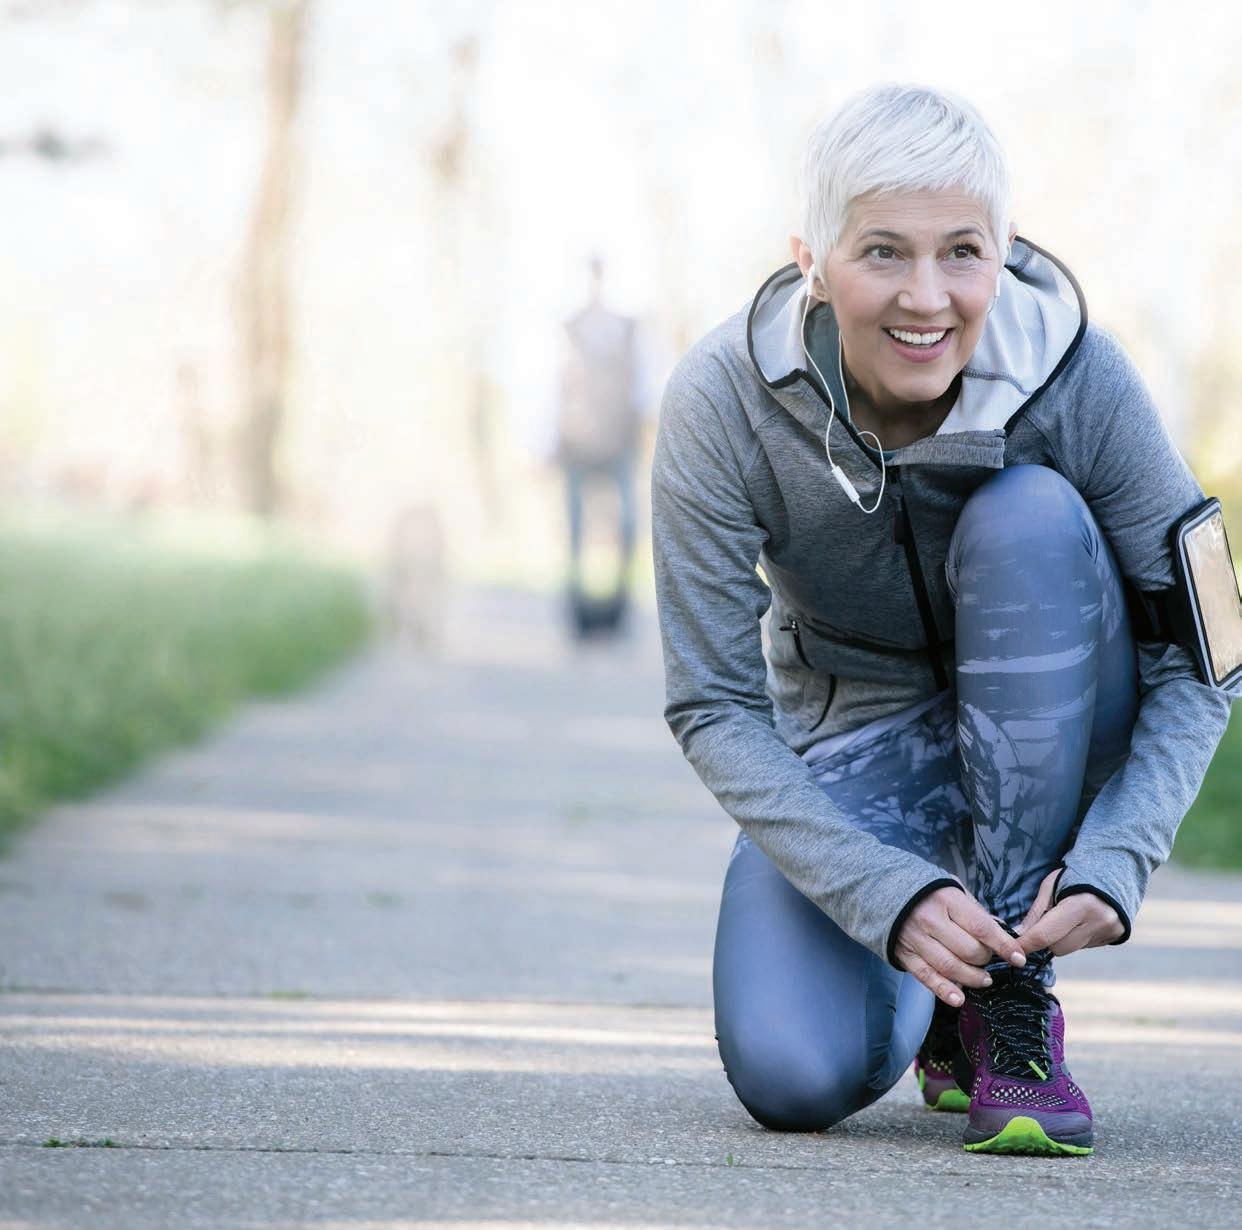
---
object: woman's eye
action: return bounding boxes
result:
[866,245,897,260]
[950,244,982,260]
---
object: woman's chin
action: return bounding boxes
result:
[881,376,957,411]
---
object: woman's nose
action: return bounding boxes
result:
[896,257,950,315]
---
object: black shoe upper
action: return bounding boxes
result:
[919,996,965,1070]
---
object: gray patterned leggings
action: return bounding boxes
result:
[712,465,1139,1131]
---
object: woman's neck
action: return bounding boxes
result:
[843,364,960,452]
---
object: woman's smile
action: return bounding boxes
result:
[884,325,955,362]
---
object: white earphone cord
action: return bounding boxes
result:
[801,272,887,515]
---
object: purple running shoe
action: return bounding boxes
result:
[957,947,1093,1156]
[913,998,969,1112]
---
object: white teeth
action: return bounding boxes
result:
[887,328,947,346]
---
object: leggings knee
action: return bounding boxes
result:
[724,1046,872,1132]
[953,464,1087,551]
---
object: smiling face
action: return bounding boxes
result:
[811,189,1006,420]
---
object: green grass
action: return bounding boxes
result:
[0,518,370,847]
[1172,703,1242,869]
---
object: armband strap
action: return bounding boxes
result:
[1124,581,1194,647]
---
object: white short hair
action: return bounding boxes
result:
[801,84,1012,266]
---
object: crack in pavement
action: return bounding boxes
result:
[0,1141,1238,1190]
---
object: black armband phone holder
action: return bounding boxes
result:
[1125,497,1242,691]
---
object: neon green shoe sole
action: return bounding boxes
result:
[963,1114,1093,1156]
[926,1087,970,1113]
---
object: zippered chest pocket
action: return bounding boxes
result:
[767,613,837,731]
[778,615,814,669]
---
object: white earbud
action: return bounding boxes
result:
[987,273,1003,316]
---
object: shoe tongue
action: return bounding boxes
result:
[989,943,1053,987]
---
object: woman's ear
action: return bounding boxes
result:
[789,236,826,300]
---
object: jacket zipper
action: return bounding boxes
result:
[800,377,951,691]
[778,616,814,669]
[890,468,951,692]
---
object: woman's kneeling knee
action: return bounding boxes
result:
[725,1046,872,1132]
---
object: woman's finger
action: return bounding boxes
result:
[925,913,990,967]
[1017,870,1058,936]
[1050,918,1094,957]
[1017,892,1050,937]
[897,949,968,1008]
[914,933,994,989]
[1019,900,1080,954]
[946,895,1026,966]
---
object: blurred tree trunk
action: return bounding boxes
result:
[239,0,306,518]
[427,35,503,531]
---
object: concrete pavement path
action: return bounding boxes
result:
[1,589,1240,1229]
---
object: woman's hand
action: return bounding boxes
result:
[893,886,1028,1008]
[1016,869,1125,956]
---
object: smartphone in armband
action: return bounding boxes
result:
[1170,498,1242,690]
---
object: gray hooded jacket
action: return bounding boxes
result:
[651,238,1236,965]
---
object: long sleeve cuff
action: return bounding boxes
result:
[884,878,967,969]
[1052,865,1132,945]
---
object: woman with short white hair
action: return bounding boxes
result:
[652,83,1237,1156]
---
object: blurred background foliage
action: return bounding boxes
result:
[0,513,368,847]
[0,0,1237,859]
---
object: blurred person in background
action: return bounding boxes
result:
[652,84,1239,1157]
[556,255,655,639]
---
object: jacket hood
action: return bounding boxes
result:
[746,237,1086,438]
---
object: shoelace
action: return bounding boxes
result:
[970,949,1056,1080]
